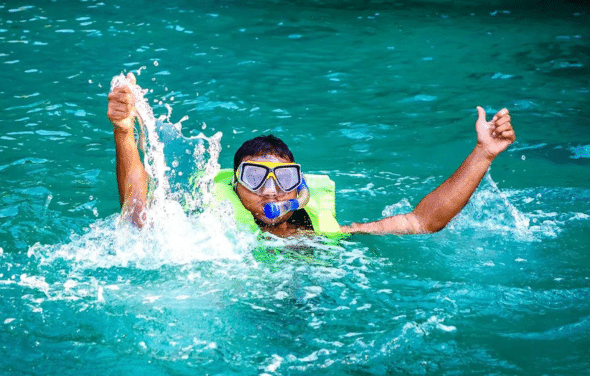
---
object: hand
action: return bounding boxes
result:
[475,106,516,159]
[107,72,137,133]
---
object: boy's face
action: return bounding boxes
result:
[235,154,298,226]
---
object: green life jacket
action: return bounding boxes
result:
[213,169,342,236]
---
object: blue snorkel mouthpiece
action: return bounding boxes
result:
[263,178,310,220]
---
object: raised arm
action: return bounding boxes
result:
[107,72,149,227]
[342,107,515,235]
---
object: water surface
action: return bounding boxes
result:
[1,0,589,374]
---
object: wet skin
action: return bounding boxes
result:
[109,73,516,236]
[235,154,300,237]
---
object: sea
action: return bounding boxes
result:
[1,0,589,374]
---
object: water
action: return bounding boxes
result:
[1,0,590,374]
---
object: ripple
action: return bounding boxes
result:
[0,205,19,218]
[568,144,590,159]
[400,94,437,102]
[0,157,47,172]
[36,130,71,137]
[8,5,35,13]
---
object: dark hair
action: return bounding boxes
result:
[234,135,295,172]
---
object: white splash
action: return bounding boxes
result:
[26,74,259,278]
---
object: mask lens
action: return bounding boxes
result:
[274,165,301,192]
[241,164,269,190]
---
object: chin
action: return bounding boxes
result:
[254,211,289,227]
[256,216,283,226]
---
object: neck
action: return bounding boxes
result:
[255,218,298,237]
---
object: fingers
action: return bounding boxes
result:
[494,122,512,133]
[491,109,512,138]
[108,86,134,103]
[492,129,515,142]
[107,106,132,120]
[126,72,136,85]
[492,108,508,122]
[495,114,511,127]
[107,86,135,123]
[476,106,487,123]
[501,130,516,142]
[107,94,133,111]
[497,108,509,117]
[491,120,515,142]
[107,101,133,120]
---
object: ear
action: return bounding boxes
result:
[232,176,240,194]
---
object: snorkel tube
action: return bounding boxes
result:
[263,177,310,220]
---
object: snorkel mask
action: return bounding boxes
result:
[235,160,311,220]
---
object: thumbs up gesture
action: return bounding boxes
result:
[475,106,516,159]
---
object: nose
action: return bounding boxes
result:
[259,176,280,196]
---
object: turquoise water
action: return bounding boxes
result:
[2,0,590,374]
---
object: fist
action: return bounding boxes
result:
[476,106,516,159]
[107,72,137,133]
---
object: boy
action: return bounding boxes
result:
[108,73,515,237]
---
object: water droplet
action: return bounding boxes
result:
[154,61,159,66]
[172,160,179,168]
[202,122,207,130]
[44,194,52,209]
[92,207,98,217]
[521,155,526,160]
[88,79,93,84]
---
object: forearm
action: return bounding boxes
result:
[114,129,148,219]
[342,213,422,235]
[412,144,492,232]
[342,107,514,236]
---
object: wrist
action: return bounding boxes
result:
[474,142,496,163]
[113,125,135,144]
[113,116,136,133]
